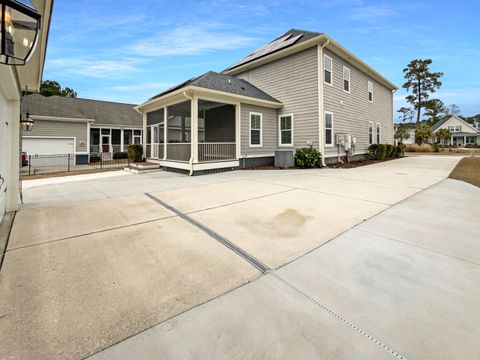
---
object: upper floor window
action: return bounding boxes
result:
[368,121,373,144]
[324,55,333,86]
[279,114,293,146]
[249,112,262,146]
[325,112,333,146]
[368,81,373,102]
[343,66,350,93]
[448,125,461,132]
[376,123,381,144]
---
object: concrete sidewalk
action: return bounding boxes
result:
[89,178,480,360]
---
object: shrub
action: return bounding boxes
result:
[394,145,403,158]
[431,143,440,153]
[405,144,433,152]
[113,152,128,159]
[295,147,321,168]
[89,155,101,163]
[127,144,143,162]
[368,144,387,160]
[385,144,395,159]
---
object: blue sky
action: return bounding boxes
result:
[43,0,480,119]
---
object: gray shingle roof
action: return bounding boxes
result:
[431,116,453,132]
[150,71,281,104]
[22,94,142,127]
[224,29,323,71]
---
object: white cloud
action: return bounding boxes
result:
[131,23,256,57]
[348,5,395,21]
[46,58,143,78]
[108,82,174,92]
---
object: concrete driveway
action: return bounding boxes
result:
[1,155,478,359]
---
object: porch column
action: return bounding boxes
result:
[464,135,466,147]
[235,103,241,159]
[120,128,124,152]
[142,113,147,156]
[191,96,199,163]
[451,136,453,146]
[163,107,168,160]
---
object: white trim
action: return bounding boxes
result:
[155,159,240,171]
[324,54,333,86]
[249,111,263,147]
[376,122,381,144]
[90,124,142,130]
[343,65,350,94]
[235,103,241,159]
[278,114,294,147]
[368,121,374,145]
[368,81,373,103]
[30,115,95,123]
[241,153,275,158]
[324,111,334,147]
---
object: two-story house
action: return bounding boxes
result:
[136,29,397,174]
[431,115,480,146]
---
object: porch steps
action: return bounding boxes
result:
[124,162,162,174]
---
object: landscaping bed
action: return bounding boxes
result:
[448,157,480,188]
[327,159,383,168]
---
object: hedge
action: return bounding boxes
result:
[368,144,402,160]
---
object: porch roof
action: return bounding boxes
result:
[448,132,480,137]
[149,71,281,104]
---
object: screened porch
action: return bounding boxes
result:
[146,98,237,163]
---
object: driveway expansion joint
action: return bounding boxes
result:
[145,193,270,273]
[271,273,408,360]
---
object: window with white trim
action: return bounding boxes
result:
[376,123,381,144]
[325,112,333,146]
[324,55,332,85]
[279,115,293,146]
[368,81,373,102]
[249,112,262,146]
[448,125,461,132]
[343,66,350,93]
[368,121,373,144]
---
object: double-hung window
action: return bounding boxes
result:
[376,123,381,144]
[343,66,350,93]
[325,112,333,146]
[368,81,373,102]
[249,112,262,146]
[279,115,293,146]
[324,55,333,86]
[368,121,373,144]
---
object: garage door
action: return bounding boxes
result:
[23,137,75,155]
[23,137,76,167]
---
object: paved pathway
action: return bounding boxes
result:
[2,155,478,359]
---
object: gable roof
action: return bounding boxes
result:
[224,29,322,71]
[431,115,479,133]
[22,94,142,127]
[149,71,281,104]
[223,29,397,91]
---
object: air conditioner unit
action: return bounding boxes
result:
[275,149,294,168]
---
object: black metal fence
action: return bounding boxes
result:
[23,153,130,176]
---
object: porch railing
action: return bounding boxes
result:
[198,142,236,162]
[166,143,191,162]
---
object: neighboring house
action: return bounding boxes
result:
[432,115,480,146]
[136,29,397,174]
[21,94,143,164]
[473,119,480,131]
[0,0,53,224]
[394,125,415,145]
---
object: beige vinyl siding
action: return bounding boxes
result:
[27,119,88,152]
[323,48,394,158]
[240,103,278,156]
[436,117,477,134]
[236,47,319,150]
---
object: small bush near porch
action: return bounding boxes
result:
[127,144,144,162]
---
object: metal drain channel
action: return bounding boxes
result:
[145,193,270,273]
[272,274,409,360]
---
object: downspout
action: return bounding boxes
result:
[391,89,397,145]
[182,91,195,176]
[317,38,330,167]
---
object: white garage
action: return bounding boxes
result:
[23,137,76,167]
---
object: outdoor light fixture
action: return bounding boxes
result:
[1,0,41,65]
[20,112,33,131]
